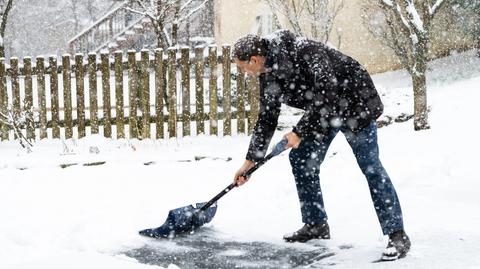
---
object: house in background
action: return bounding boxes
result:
[69,0,474,74]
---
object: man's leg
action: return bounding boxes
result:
[288,130,338,225]
[343,122,404,235]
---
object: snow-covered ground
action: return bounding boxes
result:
[1,50,479,269]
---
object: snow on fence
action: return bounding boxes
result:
[0,45,260,141]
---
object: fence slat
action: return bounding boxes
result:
[222,45,232,136]
[236,69,246,134]
[10,58,20,119]
[11,58,21,139]
[62,55,73,139]
[0,59,8,140]
[49,56,60,139]
[128,50,138,139]
[24,57,35,140]
[101,52,112,138]
[140,50,150,139]
[37,56,48,139]
[194,47,205,135]
[208,45,218,136]
[75,54,86,138]
[114,51,125,139]
[247,75,259,134]
[154,49,164,139]
[88,53,99,134]
[181,47,190,137]
[167,48,177,138]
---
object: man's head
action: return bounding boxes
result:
[233,34,268,76]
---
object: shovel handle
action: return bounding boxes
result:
[241,138,288,179]
[199,138,289,211]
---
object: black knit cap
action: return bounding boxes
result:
[232,34,268,61]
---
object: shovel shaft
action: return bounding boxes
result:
[199,183,236,211]
[199,138,288,212]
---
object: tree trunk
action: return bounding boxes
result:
[476,38,480,58]
[412,69,430,130]
[410,32,430,131]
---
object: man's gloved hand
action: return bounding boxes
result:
[284,131,301,149]
[233,160,255,187]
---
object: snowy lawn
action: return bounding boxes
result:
[1,50,480,268]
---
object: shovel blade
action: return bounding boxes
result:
[139,202,217,238]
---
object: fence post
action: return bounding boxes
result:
[236,69,246,134]
[114,51,125,139]
[37,56,48,139]
[24,57,35,140]
[10,58,20,139]
[167,48,177,138]
[62,54,73,139]
[208,45,218,136]
[140,49,150,139]
[128,50,138,139]
[194,46,204,135]
[49,56,60,139]
[75,54,86,138]
[0,58,8,140]
[222,45,232,136]
[247,75,259,134]
[88,53,99,134]
[181,47,190,137]
[100,52,112,138]
[154,48,164,139]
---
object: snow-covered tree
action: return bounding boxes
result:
[125,0,211,48]
[0,0,14,58]
[363,0,458,130]
[264,0,344,46]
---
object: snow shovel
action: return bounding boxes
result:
[139,138,289,239]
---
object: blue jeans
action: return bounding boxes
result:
[289,121,404,235]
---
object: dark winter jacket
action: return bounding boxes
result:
[246,29,384,162]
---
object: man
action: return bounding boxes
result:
[231,29,411,261]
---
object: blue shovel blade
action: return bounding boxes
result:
[139,202,217,238]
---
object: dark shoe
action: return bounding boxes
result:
[283,221,330,243]
[381,230,411,261]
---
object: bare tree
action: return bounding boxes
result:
[264,0,344,46]
[0,0,14,58]
[69,0,80,33]
[86,0,97,22]
[125,0,211,48]
[363,0,457,130]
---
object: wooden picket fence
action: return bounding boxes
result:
[0,45,261,141]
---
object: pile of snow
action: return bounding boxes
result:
[1,50,479,268]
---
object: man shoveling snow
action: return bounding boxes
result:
[232,29,411,261]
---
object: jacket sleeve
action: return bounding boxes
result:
[245,77,282,162]
[292,45,337,139]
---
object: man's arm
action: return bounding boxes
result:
[245,76,282,162]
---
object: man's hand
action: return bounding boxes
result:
[284,131,301,149]
[233,160,255,187]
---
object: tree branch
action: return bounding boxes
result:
[0,0,14,37]
[178,0,210,23]
[429,0,446,16]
